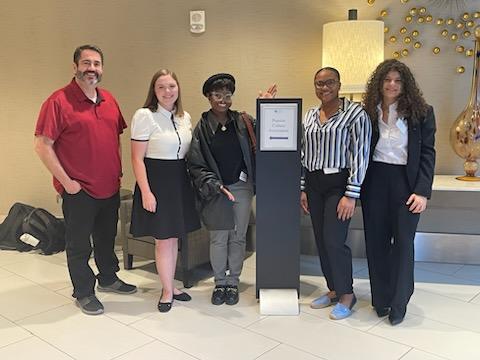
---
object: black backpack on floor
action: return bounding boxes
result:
[0,203,65,254]
[0,203,36,251]
[22,207,66,255]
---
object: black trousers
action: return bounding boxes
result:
[62,190,120,299]
[361,162,420,308]
[306,169,353,296]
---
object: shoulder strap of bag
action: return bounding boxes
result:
[240,112,256,154]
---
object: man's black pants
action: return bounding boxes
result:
[62,190,120,299]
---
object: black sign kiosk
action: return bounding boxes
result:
[255,98,302,315]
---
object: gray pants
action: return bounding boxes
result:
[209,180,253,286]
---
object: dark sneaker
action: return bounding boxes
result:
[225,285,239,305]
[76,295,104,315]
[97,279,137,294]
[211,285,226,305]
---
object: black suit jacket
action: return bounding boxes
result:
[368,105,436,198]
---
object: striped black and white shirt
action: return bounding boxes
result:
[301,98,371,198]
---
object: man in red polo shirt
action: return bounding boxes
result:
[34,45,137,315]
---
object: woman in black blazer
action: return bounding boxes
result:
[361,59,436,326]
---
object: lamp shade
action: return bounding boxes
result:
[322,20,384,94]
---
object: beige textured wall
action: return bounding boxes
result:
[0,0,475,215]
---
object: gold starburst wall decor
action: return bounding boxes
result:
[368,0,480,74]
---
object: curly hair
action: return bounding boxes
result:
[362,59,428,125]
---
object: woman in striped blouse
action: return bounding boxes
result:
[301,67,371,320]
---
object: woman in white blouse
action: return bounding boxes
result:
[362,59,436,325]
[130,69,200,313]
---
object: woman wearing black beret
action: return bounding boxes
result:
[188,73,276,305]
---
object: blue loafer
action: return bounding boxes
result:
[329,295,357,320]
[310,294,339,309]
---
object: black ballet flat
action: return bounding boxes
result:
[173,292,192,302]
[157,299,173,313]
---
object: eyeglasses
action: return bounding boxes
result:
[210,92,233,101]
[314,79,338,89]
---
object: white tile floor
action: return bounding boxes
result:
[0,249,479,360]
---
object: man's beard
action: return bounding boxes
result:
[76,70,102,85]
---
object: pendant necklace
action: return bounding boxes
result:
[221,124,227,131]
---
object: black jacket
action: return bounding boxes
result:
[365,105,436,198]
[187,110,255,230]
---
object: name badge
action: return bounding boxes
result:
[396,119,407,134]
[323,168,340,174]
[239,171,248,182]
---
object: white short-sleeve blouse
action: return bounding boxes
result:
[131,105,192,160]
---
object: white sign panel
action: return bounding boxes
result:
[260,103,298,151]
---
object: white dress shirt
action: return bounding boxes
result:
[373,102,408,165]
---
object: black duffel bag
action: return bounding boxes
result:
[0,203,65,254]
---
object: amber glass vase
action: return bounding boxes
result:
[450,26,480,181]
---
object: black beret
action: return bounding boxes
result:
[202,73,236,96]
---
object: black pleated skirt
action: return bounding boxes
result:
[130,158,201,240]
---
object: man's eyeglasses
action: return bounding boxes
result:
[314,79,338,89]
[210,92,233,101]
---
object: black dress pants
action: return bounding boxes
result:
[361,162,420,308]
[62,190,120,299]
[306,169,353,296]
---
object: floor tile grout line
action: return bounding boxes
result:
[5,310,78,360]
[242,317,289,345]
[0,334,34,351]
[0,263,17,273]
[181,302,267,331]
[450,263,466,277]
[300,306,386,333]
[275,342,331,360]
[449,272,480,283]
[397,348,414,360]
[414,263,465,277]
[179,303,266,330]
[415,266,480,284]
[364,318,439,350]
[468,292,480,304]
[253,343,284,360]
[319,313,400,339]
[0,260,73,293]
[109,339,176,360]
[405,311,480,335]
[164,307,282,346]
[34,336,76,359]
[12,302,73,324]
[397,346,451,360]
[253,342,328,360]
[176,287,268,327]
[414,285,480,304]
[465,290,480,303]
[125,317,217,360]
[247,311,414,358]
[366,312,480,352]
